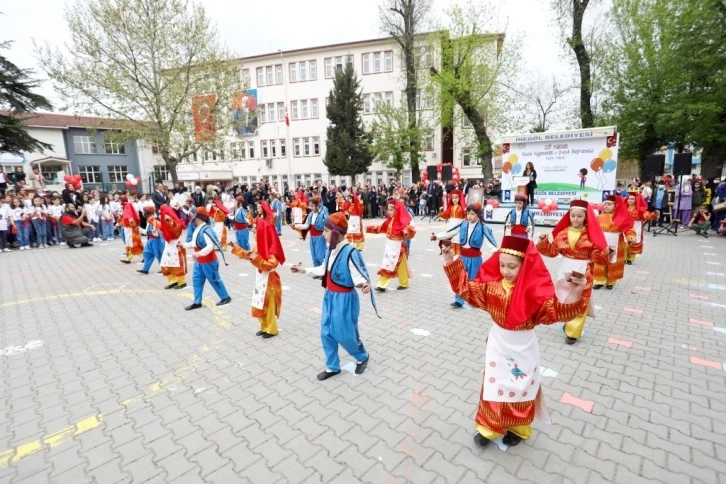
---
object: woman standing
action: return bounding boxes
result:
[536,200,611,345]
[674,178,693,228]
[523,162,537,206]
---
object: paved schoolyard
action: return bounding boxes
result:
[0,219,724,484]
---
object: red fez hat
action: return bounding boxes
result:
[324,212,348,234]
[499,235,529,257]
[605,195,617,202]
[195,207,209,218]
[514,194,528,202]
[144,206,155,213]
[570,200,589,210]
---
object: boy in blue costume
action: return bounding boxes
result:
[291,212,379,381]
[183,207,232,311]
[294,196,329,272]
[271,193,284,236]
[138,207,163,275]
[506,194,535,238]
[230,196,251,250]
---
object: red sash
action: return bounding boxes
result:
[194,248,217,263]
[511,225,527,235]
[310,227,323,236]
[460,247,482,257]
[234,222,248,230]
[325,273,353,293]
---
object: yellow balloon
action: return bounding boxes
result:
[508,154,518,164]
[599,149,612,160]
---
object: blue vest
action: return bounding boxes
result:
[307,208,328,232]
[234,207,248,224]
[459,221,497,249]
[194,224,227,264]
[326,243,370,288]
[508,208,534,227]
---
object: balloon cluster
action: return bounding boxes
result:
[537,198,558,214]
[63,174,82,190]
[124,173,141,188]
[591,202,604,215]
[501,154,522,175]
[485,199,500,210]
[589,148,617,190]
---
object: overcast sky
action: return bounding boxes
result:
[1,0,572,126]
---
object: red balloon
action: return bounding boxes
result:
[125,181,132,187]
[63,175,72,183]
[73,174,82,181]
[549,202,558,211]
[537,199,546,209]
[542,206,551,214]
[502,162,512,174]
[72,182,81,190]
[487,200,499,209]
[590,158,604,172]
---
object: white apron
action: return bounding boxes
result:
[251,270,270,310]
[381,239,403,273]
[292,207,303,224]
[349,215,361,234]
[161,238,181,268]
[483,324,541,403]
[604,232,620,263]
[213,221,224,241]
[556,257,595,317]
[123,227,133,248]
[634,221,642,244]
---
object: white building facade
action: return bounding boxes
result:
[175,34,499,190]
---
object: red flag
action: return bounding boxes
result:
[285,107,290,127]
[192,94,216,142]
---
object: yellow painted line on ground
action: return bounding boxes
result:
[0,414,103,469]
[0,289,161,309]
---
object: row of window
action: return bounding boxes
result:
[74,165,130,184]
[244,52,394,89]
[73,135,126,155]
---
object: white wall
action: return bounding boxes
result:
[25,127,67,161]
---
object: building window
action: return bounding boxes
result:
[242,69,250,87]
[258,102,284,124]
[230,142,242,159]
[40,165,63,182]
[309,60,317,80]
[299,62,307,81]
[290,99,318,120]
[462,148,481,166]
[277,102,284,122]
[73,135,97,154]
[293,137,320,157]
[247,141,255,159]
[290,63,297,82]
[257,64,283,87]
[280,139,286,157]
[325,55,353,78]
[295,174,302,187]
[262,140,269,158]
[424,130,434,150]
[363,50,393,75]
[362,92,394,114]
[271,140,277,158]
[107,165,128,183]
[78,165,102,184]
[204,151,218,161]
[260,105,266,123]
[415,89,431,109]
[104,139,125,154]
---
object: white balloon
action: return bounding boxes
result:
[126,173,135,181]
[130,178,138,185]
[544,198,553,206]
[485,204,494,212]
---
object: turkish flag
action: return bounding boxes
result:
[285,107,290,127]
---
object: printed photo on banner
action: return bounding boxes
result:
[231,89,258,137]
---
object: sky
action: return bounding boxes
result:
[0,0,573,126]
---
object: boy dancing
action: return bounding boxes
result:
[138,206,163,274]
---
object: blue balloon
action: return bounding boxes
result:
[511,163,522,175]
[603,159,617,173]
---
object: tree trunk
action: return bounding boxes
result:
[162,152,179,183]
[701,141,726,180]
[458,94,493,181]
[570,0,594,128]
[403,9,420,183]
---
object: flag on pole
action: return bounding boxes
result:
[285,107,290,127]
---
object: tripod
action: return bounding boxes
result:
[652,175,683,237]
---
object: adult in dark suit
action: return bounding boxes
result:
[192,186,205,207]
[151,184,170,213]
[523,162,537,206]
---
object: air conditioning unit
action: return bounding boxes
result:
[265,159,273,168]
[431,152,437,159]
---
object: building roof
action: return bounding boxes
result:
[0,111,127,130]
[240,31,505,62]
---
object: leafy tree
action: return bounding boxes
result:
[0,42,53,154]
[379,0,433,183]
[35,0,242,182]
[324,63,373,178]
[428,1,521,181]
[369,101,431,177]
[606,0,726,177]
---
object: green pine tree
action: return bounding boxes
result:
[0,41,53,154]
[324,63,372,177]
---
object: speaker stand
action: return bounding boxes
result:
[653,175,684,238]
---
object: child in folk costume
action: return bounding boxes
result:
[626,191,651,264]
[290,191,308,239]
[271,194,284,236]
[159,205,188,289]
[442,236,589,448]
[346,192,365,250]
[438,189,466,255]
[230,196,251,251]
[434,203,498,308]
[506,194,535,238]
[229,202,285,339]
[537,200,612,345]
[183,207,231,311]
[291,212,378,380]
[593,195,636,290]
[208,199,231,250]
[120,201,144,264]
[366,199,416,292]
[138,207,163,274]
[294,196,329,269]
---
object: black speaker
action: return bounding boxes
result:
[673,153,692,177]
[441,164,452,181]
[644,155,665,178]
[426,165,437,181]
